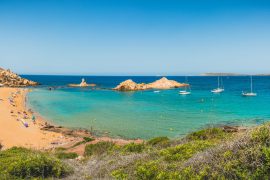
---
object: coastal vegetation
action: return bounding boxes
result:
[66,123,270,179]
[0,147,71,179]
[71,136,95,148]
[55,151,78,160]
[1,123,270,179]
[84,141,115,156]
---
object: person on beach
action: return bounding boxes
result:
[24,121,29,127]
[32,115,36,124]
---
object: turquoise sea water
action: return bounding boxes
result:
[24,76,270,139]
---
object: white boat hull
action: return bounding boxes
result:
[179,91,191,95]
[211,88,224,93]
[242,92,257,97]
[242,76,257,97]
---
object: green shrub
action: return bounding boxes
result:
[55,147,67,151]
[135,161,184,180]
[223,150,233,159]
[251,126,270,144]
[122,143,145,153]
[0,147,71,178]
[262,146,270,167]
[160,140,214,161]
[108,124,270,179]
[84,142,115,156]
[147,137,170,147]
[72,137,95,148]
[178,166,212,179]
[187,127,226,141]
[172,134,270,179]
[111,169,128,180]
[136,161,159,180]
[0,143,2,150]
[83,136,95,142]
[56,152,78,159]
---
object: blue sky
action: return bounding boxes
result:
[0,0,270,75]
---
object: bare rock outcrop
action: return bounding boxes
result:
[68,78,96,87]
[0,68,38,87]
[147,77,187,89]
[113,79,146,91]
[114,77,188,91]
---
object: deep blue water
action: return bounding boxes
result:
[22,75,270,139]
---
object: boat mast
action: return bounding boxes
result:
[250,76,253,93]
[217,76,220,88]
[185,76,188,91]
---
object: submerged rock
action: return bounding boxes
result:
[222,125,241,133]
[0,67,39,87]
[114,77,188,91]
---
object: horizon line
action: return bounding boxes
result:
[20,73,268,77]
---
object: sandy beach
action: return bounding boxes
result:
[0,87,72,149]
[0,87,142,153]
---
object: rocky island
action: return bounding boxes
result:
[68,78,96,87]
[113,77,188,91]
[0,67,38,87]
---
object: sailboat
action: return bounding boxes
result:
[242,76,257,97]
[211,76,224,93]
[179,76,191,95]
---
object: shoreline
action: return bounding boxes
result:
[0,87,142,153]
[0,87,79,150]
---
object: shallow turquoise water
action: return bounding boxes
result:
[25,76,270,139]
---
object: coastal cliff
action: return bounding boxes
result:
[113,77,188,91]
[0,68,38,87]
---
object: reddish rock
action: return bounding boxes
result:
[114,77,188,91]
[0,68,39,87]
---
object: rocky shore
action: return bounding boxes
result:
[0,67,38,87]
[113,77,188,91]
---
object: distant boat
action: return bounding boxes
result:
[179,90,191,95]
[179,76,191,95]
[154,90,160,93]
[242,76,257,97]
[211,76,224,93]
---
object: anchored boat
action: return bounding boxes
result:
[242,76,257,97]
[211,76,224,93]
[179,76,191,95]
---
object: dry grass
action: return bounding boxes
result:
[0,124,261,179]
[63,126,239,179]
[64,153,149,179]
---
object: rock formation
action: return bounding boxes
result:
[0,68,38,87]
[113,79,145,91]
[68,78,96,87]
[147,77,187,89]
[114,77,188,91]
